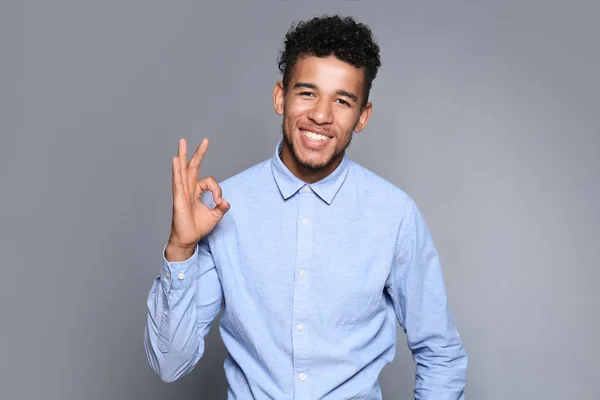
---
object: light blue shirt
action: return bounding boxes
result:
[144,140,467,399]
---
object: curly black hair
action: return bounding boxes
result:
[277,15,381,108]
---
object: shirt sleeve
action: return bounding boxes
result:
[387,199,468,399]
[144,236,223,383]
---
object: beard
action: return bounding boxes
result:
[281,120,353,172]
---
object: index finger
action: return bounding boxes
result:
[188,138,209,181]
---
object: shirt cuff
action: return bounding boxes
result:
[160,243,199,294]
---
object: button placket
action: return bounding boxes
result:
[292,189,314,398]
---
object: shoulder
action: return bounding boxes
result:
[200,158,272,207]
[346,159,416,212]
[218,158,271,193]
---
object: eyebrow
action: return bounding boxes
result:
[293,82,358,103]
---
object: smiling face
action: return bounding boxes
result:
[273,55,373,183]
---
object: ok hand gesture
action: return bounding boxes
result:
[166,138,230,261]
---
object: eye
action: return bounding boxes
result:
[299,91,314,97]
[335,99,350,106]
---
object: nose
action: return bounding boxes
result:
[307,97,333,125]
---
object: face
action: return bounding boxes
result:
[273,55,372,182]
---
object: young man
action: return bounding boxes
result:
[144,15,467,399]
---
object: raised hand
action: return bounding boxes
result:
[166,138,230,261]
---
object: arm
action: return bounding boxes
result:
[144,137,228,382]
[387,199,468,399]
[144,237,223,382]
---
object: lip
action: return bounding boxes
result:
[298,125,334,138]
[298,129,333,150]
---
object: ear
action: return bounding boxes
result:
[273,81,285,116]
[353,102,373,133]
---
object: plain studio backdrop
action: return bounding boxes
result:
[1,1,599,399]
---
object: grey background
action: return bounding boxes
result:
[1,0,598,399]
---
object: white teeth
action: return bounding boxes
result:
[301,130,330,141]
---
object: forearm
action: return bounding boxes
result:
[405,254,468,398]
[412,327,468,399]
[144,275,202,383]
[391,199,468,399]
[144,243,222,382]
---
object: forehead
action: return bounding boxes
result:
[290,55,364,93]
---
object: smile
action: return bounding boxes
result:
[301,130,331,141]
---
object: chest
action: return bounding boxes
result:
[211,194,399,324]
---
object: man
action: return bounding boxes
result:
[144,15,467,399]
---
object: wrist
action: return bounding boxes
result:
[165,239,195,262]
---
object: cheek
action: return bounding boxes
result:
[284,107,306,129]
[335,111,359,135]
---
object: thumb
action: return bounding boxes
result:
[210,198,230,221]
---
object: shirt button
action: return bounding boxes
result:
[163,311,168,317]
[299,373,306,381]
[302,186,311,193]
[165,271,171,279]
[177,272,185,280]
[299,270,305,278]
[302,218,309,225]
[297,324,304,331]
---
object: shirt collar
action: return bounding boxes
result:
[271,138,349,205]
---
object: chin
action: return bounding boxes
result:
[293,142,331,164]
[296,149,338,171]
[299,157,331,171]
[282,124,342,171]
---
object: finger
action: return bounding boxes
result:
[172,156,184,198]
[197,176,223,205]
[211,197,230,220]
[188,138,208,188]
[178,138,189,196]
[196,138,210,167]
